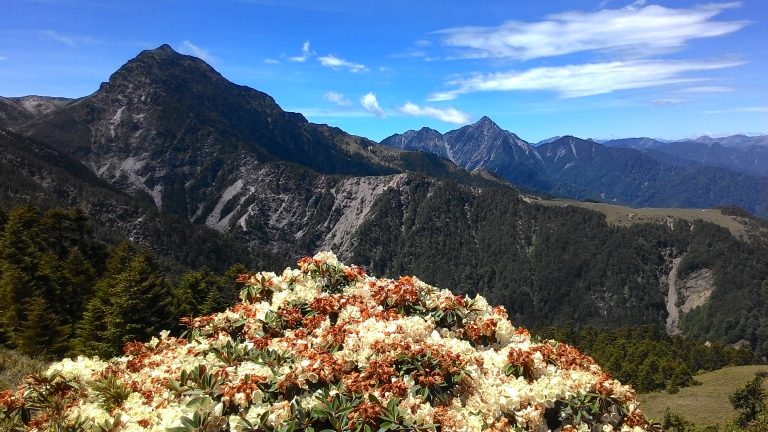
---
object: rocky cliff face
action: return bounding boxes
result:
[199,160,409,260]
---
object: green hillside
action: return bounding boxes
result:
[639,365,768,426]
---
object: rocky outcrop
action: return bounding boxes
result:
[665,254,716,334]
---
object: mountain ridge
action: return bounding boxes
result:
[382,120,768,216]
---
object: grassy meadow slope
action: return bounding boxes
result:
[639,365,768,426]
[530,197,766,241]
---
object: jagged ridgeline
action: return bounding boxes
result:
[0,252,651,432]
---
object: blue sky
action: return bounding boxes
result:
[2,0,766,142]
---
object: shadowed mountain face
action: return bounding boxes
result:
[382,121,768,216]
[18,45,399,218]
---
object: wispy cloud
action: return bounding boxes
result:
[42,30,75,46]
[399,102,471,125]
[428,59,744,100]
[0,56,6,61]
[179,41,219,64]
[318,55,368,72]
[653,98,688,106]
[291,108,372,118]
[289,41,313,62]
[264,58,280,64]
[437,2,747,60]
[324,91,352,107]
[705,106,768,114]
[677,86,734,93]
[40,30,96,48]
[360,92,385,117]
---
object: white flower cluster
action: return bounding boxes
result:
[2,252,650,432]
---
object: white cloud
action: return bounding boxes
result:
[42,30,87,48]
[179,41,218,64]
[291,108,372,118]
[677,86,733,93]
[398,102,471,125]
[653,98,688,106]
[0,56,6,61]
[324,91,352,107]
[289,41,313,62]
[360,92,385,117]
[428,59,744,100]
[705,106,768,114]
[318,55,368,72]
[264,58,280,64]
[438,2,747,60]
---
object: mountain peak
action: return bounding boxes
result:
[418,126,440,133]
[103,42,223,93]
[153,43,176,54]
[475,115,499,128]
[134,44,181,61]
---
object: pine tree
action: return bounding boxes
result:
[0,267,30,346]
[0,206,41,347]
[74,243,174,358]
[16,294,67,358]
[172,270,217,317]
[59,248,97,325]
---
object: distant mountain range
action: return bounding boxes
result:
[603,136,768,177]
[1,45,766,350]
[382,121,768,216]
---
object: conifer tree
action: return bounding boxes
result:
[172,270,218,318]
[16,294,67,358]
[0,206,41,347]
[59,248,97,325]
[74,242,174,358]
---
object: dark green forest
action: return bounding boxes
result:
[534,325,755,394]
[0,206,246,359]
[0,203,764,395]
[351,178,768,357]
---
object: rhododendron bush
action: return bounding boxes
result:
[0,252,651,431]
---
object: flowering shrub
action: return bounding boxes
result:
[0,252,651,431]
